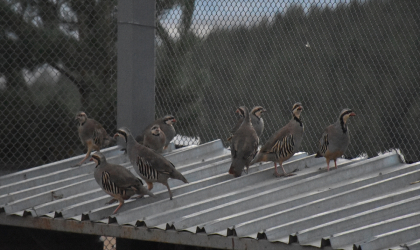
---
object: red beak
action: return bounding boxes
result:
[113,133,118,139]
[350,112,356,116]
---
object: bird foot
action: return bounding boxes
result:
[318,167,331,171]
[105,198,118,205]
[273,172,296,177]
[72,163,83,168]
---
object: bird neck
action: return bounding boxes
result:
[293,115,303,127]
[126,133,137,149]
[242,113,251,125]
[340,118,348,133]
[252,113,261,121]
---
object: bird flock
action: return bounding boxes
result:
[75,103,355,214]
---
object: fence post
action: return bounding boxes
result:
[117,0,155,137]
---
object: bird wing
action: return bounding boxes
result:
[105,164,141,189]
[134,144,175,175]
[270,133,295,159]
[260,123,291,154]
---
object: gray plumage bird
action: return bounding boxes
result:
[315,109,356,171]
[250,103,304,177]
[229,106,259,177]
[227,106,266,141]
[136,115,176,150]
[250,106,266,137]
[91,152,154,214]
[143,125,166,153]
[75,111,116,166]
[115,127,188,200]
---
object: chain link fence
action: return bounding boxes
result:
[157,0,420,163]
[1,0,419,169]
[0,0,117,174]
[1,0,419,248]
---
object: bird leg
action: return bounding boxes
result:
[112,200,124,214]
[326,160,330,171]
[334,159,338,169]
[106,198,118,205]
[273,162,295,177]
[75,141,94,166]
[146,182,153,191]
[243,165,249,174]
[163,183,173,200]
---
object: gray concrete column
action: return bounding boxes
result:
[117,0,155,137]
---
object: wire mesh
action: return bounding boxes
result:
[156,0,420,162]
[101,236,116,250]
[1,0,420,175]
[0,0,117,174]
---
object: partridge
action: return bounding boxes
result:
[250,106,266,137]
[75,111,116,166]
[229,106,259,177]
[91,152,154,214]
[250,102,304,177]
[136,115,176,149]
[115,127,188,200]
[315,109,356,171]
[143,125,166,153]
[226,107,245,141]
[227,106,266,141]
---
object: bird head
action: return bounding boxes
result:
[251,106,266,118]
[163,115,176,125]
[236,106,247,117]
[339,109,356,124]
[151,125,161,136]
[90,152,106,167]
[292,102,303,118]
[75,111,87,124]
[114,127,131,143]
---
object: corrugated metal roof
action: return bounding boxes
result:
[0,139,419,250]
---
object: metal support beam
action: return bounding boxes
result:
[0,213,327,250]
[117,0,155,137]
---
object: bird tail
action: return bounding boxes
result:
[315,152,323,158]
[136,178,155,197]
[249,151,261,165]
[173,170,188,184]
[103,135,117,147]
[144,189,155,197]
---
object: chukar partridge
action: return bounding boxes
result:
[91,152,154,214]
[75,111,116,166]
[136,115,177,149]
[250,106,266,138]
[250,102,304,177]
[226,107,245,141]
[115,127,188,200]
[315,109,356,171]
[227,106,266,141]
[143,125,166,153]
[229,106,259,177]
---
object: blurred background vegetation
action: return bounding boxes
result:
[1,0,419,173]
